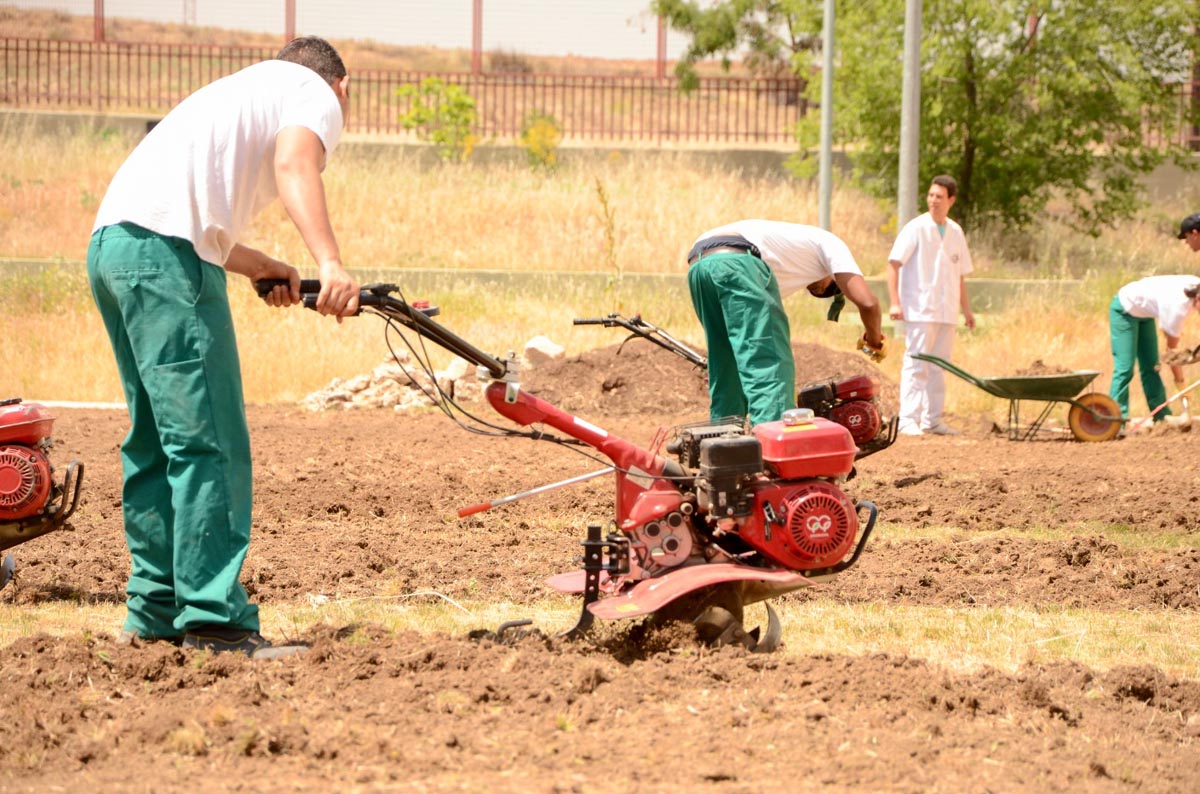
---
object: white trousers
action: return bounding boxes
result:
[899,321,956,431]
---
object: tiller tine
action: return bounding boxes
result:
[694,601,783,654]
[751,602,783,654]
[558,524,630,641]
[466,619,542,646]
[470,524,629,644]
[1,554,13,591]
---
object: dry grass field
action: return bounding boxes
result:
[3,114,1199,417]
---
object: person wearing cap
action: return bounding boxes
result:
[1108,267,1200,423]
[1178,213,1200,251]
[686,220,885,426]
[887,175,976,437]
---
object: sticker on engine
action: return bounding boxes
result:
[615,602,641,613]
[626,466,654,489]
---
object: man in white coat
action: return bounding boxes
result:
[886,175,976,436]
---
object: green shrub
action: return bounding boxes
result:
[397,77,479,163]
[519,111,562,170]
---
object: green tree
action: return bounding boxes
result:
[660,0,1198,230]
[652,0,822,89]
[397,77,479,163]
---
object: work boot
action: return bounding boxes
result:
[182,626,308,660]
[925,423,959,436]
[116,629,183,647]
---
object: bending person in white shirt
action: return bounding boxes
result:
[1108,270,1200,423]
[687,220,885,426]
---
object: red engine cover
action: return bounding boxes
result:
[834,375,877,401]
[742,480,858,570]
[829,400,882,446]
[0,400,55,446]
[753,415,856,479]
[0,444,53,521]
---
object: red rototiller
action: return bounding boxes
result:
[573,312,899,460]
[0,399,84,590]
[262,281,884,651]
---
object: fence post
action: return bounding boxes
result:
[93,0,104,111]
[1192,36,1200,151]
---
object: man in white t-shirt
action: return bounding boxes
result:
[687,220,885,425]
[1109,271,1200,422]
[887,175,976,436]
[86,37,359,659]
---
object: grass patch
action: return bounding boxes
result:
[1,260,1160,419]
[786,599,1200,678]
[4,595,1196,679]
[871,523,1200,552]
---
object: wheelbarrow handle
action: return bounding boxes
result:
[1129,377,1200,433]
[910,353,991,392]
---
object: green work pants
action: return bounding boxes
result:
[687,252,795,425]
[87,223,258,639]
[1108,294,1169,421]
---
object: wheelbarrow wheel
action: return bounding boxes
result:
[1068,393,1122,442]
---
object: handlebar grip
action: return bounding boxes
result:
[254,278,322,297]
[573,318,606,326]
[297,293,373,311]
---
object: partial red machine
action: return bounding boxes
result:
[797,374,897,458]
[577,313,898,461]
[0,399,83,588]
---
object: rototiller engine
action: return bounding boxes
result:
[796,374,896,458]
[259,281,880,651]
[0,398,83,589]
[575,313,898,460]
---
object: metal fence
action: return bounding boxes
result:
[1,37,806,144]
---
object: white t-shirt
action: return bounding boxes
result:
[694,220,862,298]
[888,212,974,324]
[1117,275,1200,337]
[93,59,344,266]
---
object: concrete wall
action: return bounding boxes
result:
[0,108,816,177]
[6,108,1192,193]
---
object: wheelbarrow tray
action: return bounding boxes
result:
[911,353,1120,441]
[969,371,1100,401]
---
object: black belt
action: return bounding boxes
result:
[688,245,757,265]
[687,235,761,265]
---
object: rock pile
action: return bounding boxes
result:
[299,336,566,412]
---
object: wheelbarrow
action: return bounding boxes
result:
[912,354,1124,442]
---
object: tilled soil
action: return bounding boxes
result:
[2,339,1198,793]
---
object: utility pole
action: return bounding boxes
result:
[818,0,835,231]
[897,0,922,226]
[656,14,667,80]
[285,0,295,42]
[471,0,483,74]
